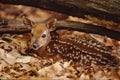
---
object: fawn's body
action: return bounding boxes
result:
[24,18,119,67]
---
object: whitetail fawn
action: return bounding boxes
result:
[23,17,119,67]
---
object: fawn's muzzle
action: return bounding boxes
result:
[32,42,39,50]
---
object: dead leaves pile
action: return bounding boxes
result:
[0,33,119,80]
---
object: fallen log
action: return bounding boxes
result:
[0,18,120,40]
[55,21,120,40]
[0,18,31,34]
[0,0,120,23]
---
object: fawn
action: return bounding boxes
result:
[23,17,119,67]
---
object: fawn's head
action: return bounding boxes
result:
[23,17,56,50]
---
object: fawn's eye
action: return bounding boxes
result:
[41,34,46,38]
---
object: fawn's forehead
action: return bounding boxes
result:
[32,23,48,38]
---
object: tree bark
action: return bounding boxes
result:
[0,18,31,34]
[0,0,120,23]
[55,21,120,40]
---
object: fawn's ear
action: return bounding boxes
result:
[46,19,57,31]
[23,16,34,28]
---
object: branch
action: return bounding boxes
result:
[0,0,120,23]
[55,21,120,40]
[0,18,120,40]
[0,18,31,34]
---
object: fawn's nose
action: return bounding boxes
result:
[32,42,38,49]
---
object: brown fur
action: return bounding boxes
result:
[32,23,48,39]
[31,23,51,55]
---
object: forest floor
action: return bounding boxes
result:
[0,4,120,80]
